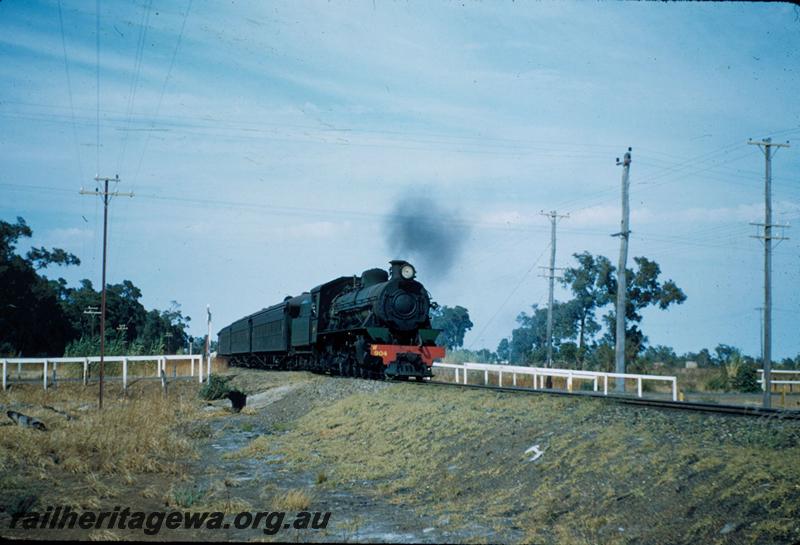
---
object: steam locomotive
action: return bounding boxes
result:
[216,260,445,379]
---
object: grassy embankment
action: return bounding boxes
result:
[236,382,800,544]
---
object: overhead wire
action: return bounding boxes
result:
[56,0,84,182]
[466,243,551,350]
[117,0,154,174]
[131,0,194,192]
[95,0,100,177]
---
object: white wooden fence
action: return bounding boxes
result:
[433,361,678,401]
[758,369,800,391]
[1,354,209,391]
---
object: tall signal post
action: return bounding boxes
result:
[748,138,790,408]
[612,148,632,392]
[80,175,133,409]
[206,305,212,378]
[539,210,568,388]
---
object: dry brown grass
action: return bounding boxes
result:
[0,380,203,520]
[273,488,314,511]
[0,383,198,476]
[88,529,122,541]
[240,381,800,544]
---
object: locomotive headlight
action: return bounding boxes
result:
[400,264,415,279]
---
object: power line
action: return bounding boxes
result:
[95,0,100,175]
[467,243,551,350]
[56,0,84,182]
[132,0,194,190]
[117,0,155,173]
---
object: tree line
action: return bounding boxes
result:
[0,217,198,357]
[432,250,799,390]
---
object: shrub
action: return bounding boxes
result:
[705,372,730,392]
[731,364,760,393]
[172,485,207,508]
[199,375,232,400]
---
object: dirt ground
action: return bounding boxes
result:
[2,369,799,543]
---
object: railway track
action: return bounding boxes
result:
[425,379,800,420]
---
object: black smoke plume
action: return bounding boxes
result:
[384,195,470,280]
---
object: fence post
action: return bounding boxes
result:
[198,355,204,384]
[207,354,211,378]
[532,372,537,390]
[567,371,573,392]
[190,357,195,377]
[123,357,128,393]
[499,370,503,387]
[2,359,6,391]
[52,362,57,388]
[484,369,488,385]
[593,377,598,392]
[463,367,468,385]
[604,375,608,396]
[637,377,642,398]
[43,360,48,391]
[83,357,89,385]
[512,372,517,387]
[672,378,677,401]
[160,369,168,397]
[454,368,459,384]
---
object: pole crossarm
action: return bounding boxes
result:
[80,189,135,197]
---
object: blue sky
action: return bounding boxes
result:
[2,1,799,358]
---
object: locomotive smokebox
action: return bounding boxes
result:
[389,260,416,281]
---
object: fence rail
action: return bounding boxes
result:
[1,354,210,391]
[757,369,800,391]
[433,362,678,401]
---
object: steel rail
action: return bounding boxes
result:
[424,379,800,420]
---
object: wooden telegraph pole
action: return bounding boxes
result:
[748,138,790,408]
[80,175,133,409]
[613,148,632,392]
